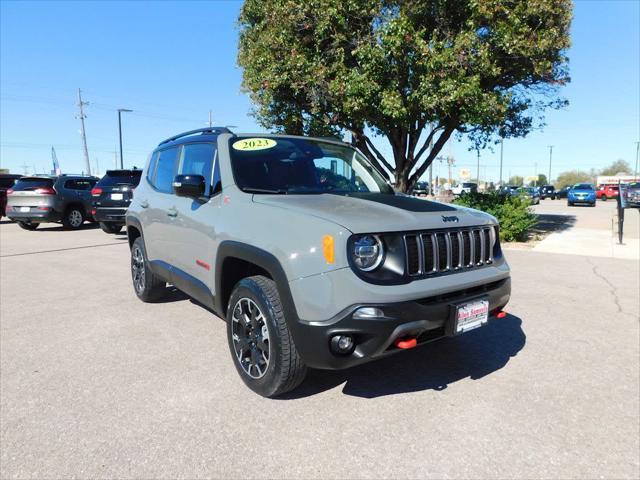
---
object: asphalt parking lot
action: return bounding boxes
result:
[1,202,639,479]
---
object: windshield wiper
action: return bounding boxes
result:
[243,187,288,194]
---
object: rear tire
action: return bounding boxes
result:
[130,237,166,302]
[227,275,307,398]
[568,201,573,206]
[100,222,122,234]
[62,207,85,230]
[17,221,38,230]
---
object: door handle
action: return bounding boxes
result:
[167,207,178,217]
[140,200,149,208]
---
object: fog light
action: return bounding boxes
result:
[352,307,384,319]
[330,335,355,355]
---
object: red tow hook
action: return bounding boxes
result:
[496,310,507,319]
[394,337,417,349]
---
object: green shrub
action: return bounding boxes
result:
[452,192,537,242]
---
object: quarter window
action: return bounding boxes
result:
[154,147,179,193]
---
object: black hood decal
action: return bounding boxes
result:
[335,193,457,212]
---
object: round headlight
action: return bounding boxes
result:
[351,235,384,271]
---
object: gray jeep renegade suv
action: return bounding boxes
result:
[126,127,511,397]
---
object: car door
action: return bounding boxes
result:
[138,147,180,266]
[169,142,221,295]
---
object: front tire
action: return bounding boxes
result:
[130,237,166,302]
[17,221,38,230]
[227,276,307,398]
[62,207,85,230]
[100,222,122,234]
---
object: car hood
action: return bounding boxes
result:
[253,193,494,233]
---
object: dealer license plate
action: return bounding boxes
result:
[20,206,30,212]
[111,193,123,200]
[454,299,489,334]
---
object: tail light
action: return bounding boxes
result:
[91,209,97,215]
[6,188,14,195]
[91,187,103,196]
[34,187,56,195]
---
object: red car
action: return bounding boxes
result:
[596,184,619,201]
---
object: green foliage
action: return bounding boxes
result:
[453,192,537,242]
[600,159,631,176]
[508,175,524,186]
[555,170,593,189]
[529,173,548,186]
[238,0,573,192]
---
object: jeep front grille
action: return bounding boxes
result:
[403,227,496,276]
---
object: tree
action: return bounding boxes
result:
[600,159,631,176]
[555,170,592,189]
[508,175,524,186]
[528,173,548,186]
[238,0,572,192]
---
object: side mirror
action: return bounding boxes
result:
[173,174,205,198]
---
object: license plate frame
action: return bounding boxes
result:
[448,297,489,335]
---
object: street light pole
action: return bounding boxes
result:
[118,108,133,169]
[634,141,639,179]
[499,139,504,186]
[548,145,554,184]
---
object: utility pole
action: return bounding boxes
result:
[428,124,434,195]
[76,88,91,176]
[208,110,213,127]
[447,155,455,189]
[476,150,480,186]
[547,145,554,184]
[634,141,639,179]
[20,162,29,175]
[499,139,504,186]
[118,108,133,169]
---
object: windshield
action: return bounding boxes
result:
[97,170,142,187]
[11,177,54,191]
[574,183,594,190]
[229,136,393,195]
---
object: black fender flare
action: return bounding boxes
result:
[125,215,144,249]
[215,241,300,323]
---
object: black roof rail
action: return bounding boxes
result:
[158,127,233,146]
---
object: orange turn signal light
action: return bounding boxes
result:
[322,235,335,264]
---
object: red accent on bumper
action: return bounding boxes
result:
[196,259,211,271]
[395,337,417,349]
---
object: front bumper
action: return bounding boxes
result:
[93,207,127,224]
[569,196,595,204]
[289,277,511,369]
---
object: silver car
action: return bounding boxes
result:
[7,175,97,230]
[126,128,511,397]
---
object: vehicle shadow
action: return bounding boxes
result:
[282,314,526,399]
[33,222,100,232]
[0,219,15,225]
[532,213,576,235]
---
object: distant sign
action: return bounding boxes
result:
[459,168,471,180]
[596,175,639,185]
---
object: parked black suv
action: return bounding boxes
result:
[91,169,141,234]
[6,175,98,230]
[0,173,22,218]
[539,185,556,200]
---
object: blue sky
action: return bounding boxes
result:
[1,0,638,183]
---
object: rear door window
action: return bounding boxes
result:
[178,143,217,195]
[153,147,179,193]
[11,178,54,191]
